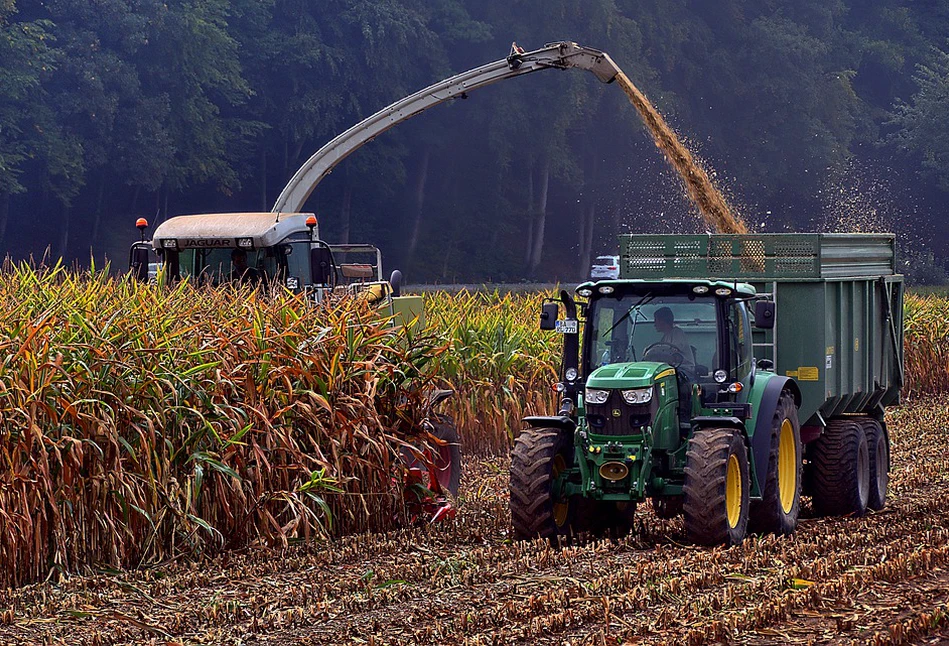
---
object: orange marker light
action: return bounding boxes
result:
[727,382,744,394]
[135,218,148,229]
[305,215,317,228]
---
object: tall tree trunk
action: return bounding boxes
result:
[163,186,169,222]
[0,193,9,251]
[59,204,71,261]
[91,175,105,248]
[131,185,141,214]
[407,147,430,257]
[580,155,598,278]
[529,158,550,272]
[524,164,535,268]
[340,183,353,244]
[260,145,268,211]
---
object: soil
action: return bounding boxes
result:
[0,398,946,646]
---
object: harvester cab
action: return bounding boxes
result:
[513,233,902,547]
[127,213,424,330]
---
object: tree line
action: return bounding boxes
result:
[2,0,947,282]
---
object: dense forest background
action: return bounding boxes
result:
[2,0,948,283]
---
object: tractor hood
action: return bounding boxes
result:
[586,361,673,390]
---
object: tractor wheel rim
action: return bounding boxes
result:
[726,454,741,529]
[779,419,796,514]
[552,454,569,527]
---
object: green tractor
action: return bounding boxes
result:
[511,233,902,545]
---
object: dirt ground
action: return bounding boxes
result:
[1,398,948,646]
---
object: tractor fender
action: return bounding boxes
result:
[523,415,577,433]
[691,416,745,431]
[749,376,800,495]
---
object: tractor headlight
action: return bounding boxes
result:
[714,369,728,383]
[565,367,578,382]
[621,388,653,404]
[585,388,609,405]
[577,288,593,297]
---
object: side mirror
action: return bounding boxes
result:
[309,246,335,287]
[130,245,150,282]
[540,302,559,330]
[754,300,775,329]
[390,269,403,297]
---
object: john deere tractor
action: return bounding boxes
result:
[511,233,901,545]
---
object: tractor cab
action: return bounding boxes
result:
[576,279,760,425]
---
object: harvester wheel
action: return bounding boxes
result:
[510,428,576,540]
[810,419,869,517]
[750,390,802,535]
[430,414,462,497]
[858,417,889,511]
[683,427,750,546]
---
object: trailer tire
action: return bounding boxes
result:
[810,419,870,517]
[510,428,576,540]
[858,417,889,511]
[683,427,750,546]
[750,390,802,535]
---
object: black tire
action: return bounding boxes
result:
[651,496,683,519]
[810,419,870,517]
[431,415,462,497]
[510,428,576,540]
[750,390,802,535]
[683,428,750,546]
[857,417,889,511]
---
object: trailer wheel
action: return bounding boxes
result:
[750,390,802,535]
[683,427,750,546]
[510,428,576,540]
[810,419,869,517]
[858,417,889,511]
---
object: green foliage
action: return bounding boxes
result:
[2,0,948,276]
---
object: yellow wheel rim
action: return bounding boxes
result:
[779,419,797,514]
[551,454,569,527]
[726,454,741,529]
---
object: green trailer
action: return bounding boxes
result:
[510,233,903,545]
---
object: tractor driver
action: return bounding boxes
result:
[230,248,262,285]
[653,306,695,373]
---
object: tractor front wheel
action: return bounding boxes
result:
[750,390,802,535]
[683,427,750,546]
[510,428,576,540]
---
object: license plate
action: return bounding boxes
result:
[555,319,578,334]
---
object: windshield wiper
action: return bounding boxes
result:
[602,293,654,338]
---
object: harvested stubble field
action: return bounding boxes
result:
[2,283,949,645]
[1,397,948,645]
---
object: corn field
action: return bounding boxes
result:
[0,264,445,589]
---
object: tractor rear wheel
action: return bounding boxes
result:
[750,390,802,535]
[858,417,889,511]
[510,428,576,540]
[683,427,750,546]
[810,419,870,517]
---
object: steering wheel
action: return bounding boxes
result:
[643,341,684,368]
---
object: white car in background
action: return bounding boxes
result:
[590,254,620,280]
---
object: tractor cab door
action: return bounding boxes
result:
[725,300,755,387]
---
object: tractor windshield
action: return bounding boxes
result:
[587,293,719,379]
